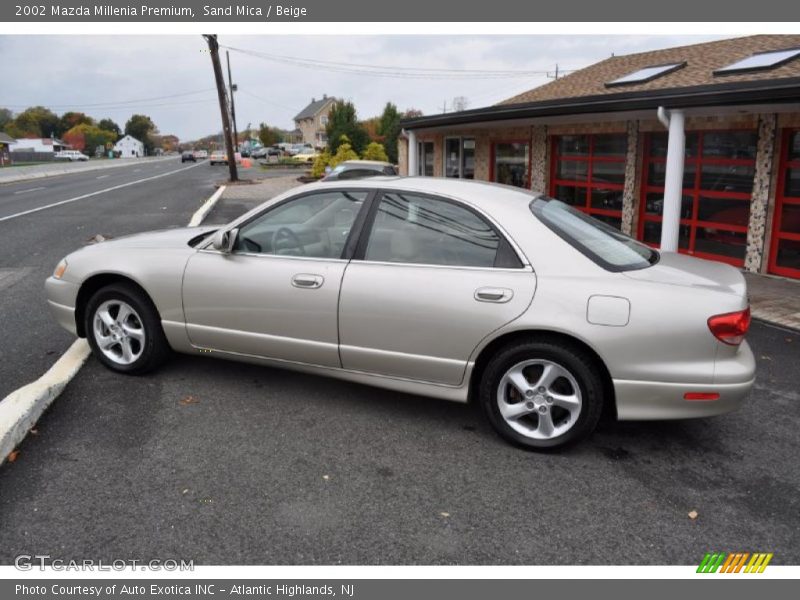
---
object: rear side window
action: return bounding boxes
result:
[531,197,658,271]
[364,192,521,268]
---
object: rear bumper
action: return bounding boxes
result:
[614,377,755,420]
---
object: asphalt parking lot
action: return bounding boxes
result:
[0,318,797,565]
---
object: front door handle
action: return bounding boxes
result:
[291,274,324,289]
[474,287,514,303]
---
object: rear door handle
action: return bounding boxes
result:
[474,287,514,303]
[291,274,324,289]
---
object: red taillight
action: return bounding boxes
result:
[684,392,720,401]
[707,307,751,346]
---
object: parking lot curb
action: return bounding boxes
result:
[0,182,227,467]
[0,339,90,465]
[188,185,226,227]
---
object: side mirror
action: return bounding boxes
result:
[211,228,238,254]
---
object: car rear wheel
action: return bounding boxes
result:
[84,283,170,374]
[479,339,604,450]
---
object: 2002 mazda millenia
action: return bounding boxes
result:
[45,178,755,450]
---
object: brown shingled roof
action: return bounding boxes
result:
[501,35,800,106]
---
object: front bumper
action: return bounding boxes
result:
[45,276,79,335]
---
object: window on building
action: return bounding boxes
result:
[550,133,627,230]
[418,141,434,176]
[769,129,800,279]
[715,48,800,75]
[492,142,530,188]
[639,129,758,266]
[444,137,475,179]
[605,63,685,87]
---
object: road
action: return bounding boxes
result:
[0,317,796,565]
[0,158,236,399]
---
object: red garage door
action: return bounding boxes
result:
[768,129,800,279]
[550,133,627,230]
[638,130,758,267]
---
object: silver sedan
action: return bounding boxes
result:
[45,178,755,450]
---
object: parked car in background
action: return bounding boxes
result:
[209,151,227,165]
[292,148,320,164]
[323,160,398,180]
[54,150,90,162]
[253,146,282,160]
[193,150,208,160]
[45,178,755,450]
[181,151,196,163]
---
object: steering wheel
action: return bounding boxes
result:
[272,227,306,256]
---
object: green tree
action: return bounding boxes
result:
[8,106,60,138]
[362,141,389,162]
[258,122,281,147]
[97,118,121,139]
[325,101,368,155]
[124,114,158,153]
[377,102,401,163]
[0,108,13,132]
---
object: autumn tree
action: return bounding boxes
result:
[59,112,94,134]
[0,108,12,132]
[377,102,402,164]
[62,124,116,154]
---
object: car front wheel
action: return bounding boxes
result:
[479,338,604,450]
[84,283,170,374]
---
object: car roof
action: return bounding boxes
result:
[302,176,541,211]
[338,160,393,167]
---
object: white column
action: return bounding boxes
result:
[407,129,418,177]
[660,109,685,252]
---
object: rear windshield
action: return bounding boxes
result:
[531,196,658,272]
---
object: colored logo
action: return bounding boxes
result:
[697,552,773,573]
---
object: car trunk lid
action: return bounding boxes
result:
[623,252,746,298]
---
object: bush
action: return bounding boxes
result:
[311,149,332,178]
[362,142,388,162]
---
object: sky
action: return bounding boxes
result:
[0,34,730,141]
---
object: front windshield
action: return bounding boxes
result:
[531,196,658,272]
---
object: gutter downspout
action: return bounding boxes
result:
[404,128,418,177]
[657,106,685,253]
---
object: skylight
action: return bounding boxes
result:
[714,48,800,75]
[605,63,686,87]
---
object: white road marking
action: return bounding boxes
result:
[12,187,46,195]
[133,169,141,172]
[95,174,109,179]
[0,161,203,223]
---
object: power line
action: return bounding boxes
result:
[238,89,298,114]
[223,44,566,80]
[0,88,217,111]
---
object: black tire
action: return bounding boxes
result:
[479,338,604,450]
[84,282,170,375]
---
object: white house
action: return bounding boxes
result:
[12,137,68,153]
[114,135,144,158]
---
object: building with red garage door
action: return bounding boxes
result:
[399,35,800,280]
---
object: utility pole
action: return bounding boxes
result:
[203,34,238,182]
[226,50,239,153]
